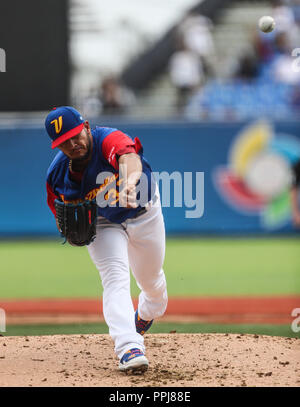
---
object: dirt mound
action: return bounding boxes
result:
[0,333,299,387]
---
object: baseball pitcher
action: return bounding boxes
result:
[45,106,168,373]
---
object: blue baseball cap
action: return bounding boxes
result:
[45,106,85,149]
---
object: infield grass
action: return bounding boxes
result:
[0,238,299,299]
[3,322,299,338]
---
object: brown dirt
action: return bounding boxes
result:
[0,333,299,387]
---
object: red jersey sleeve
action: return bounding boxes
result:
[102,130,142,170]
[46,182,59,216]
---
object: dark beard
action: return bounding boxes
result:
[70,133,92,172]
[73,132,92,163]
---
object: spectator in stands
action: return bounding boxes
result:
[254,0,298,64]
[234,53,259,81]
[179,12,215,58]
[271,0,296,31]
[254,30,275,64]
[179,11,216,76]
[100,76,135,115]
[169,43,204,112]
[274,31,292,55]
[271,32,300,84]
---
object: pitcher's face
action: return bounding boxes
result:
[58,122,91,160]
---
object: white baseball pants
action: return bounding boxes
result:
[87,194,168,359]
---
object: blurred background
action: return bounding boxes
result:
[0,0,299,338]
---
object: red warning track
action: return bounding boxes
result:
[1,296,299,324]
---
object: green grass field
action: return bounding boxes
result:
[4,322,298,338]
[0,237,299,299]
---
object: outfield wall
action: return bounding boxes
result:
[0,119,299,236]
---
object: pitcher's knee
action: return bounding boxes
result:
[100,268,130,291]
[141,275,167,300]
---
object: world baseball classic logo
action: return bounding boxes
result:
[0,48,6,72]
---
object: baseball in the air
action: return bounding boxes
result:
[258,16,275,33]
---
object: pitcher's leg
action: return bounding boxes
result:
[128,206,168,321]
[87,224,144,359]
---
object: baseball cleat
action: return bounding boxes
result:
[119,348,149,373]
[135,310,153,335]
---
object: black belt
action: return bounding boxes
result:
[132,208,147,219]
[132,194,158,219]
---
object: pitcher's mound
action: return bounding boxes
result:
[0,333,299,387]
